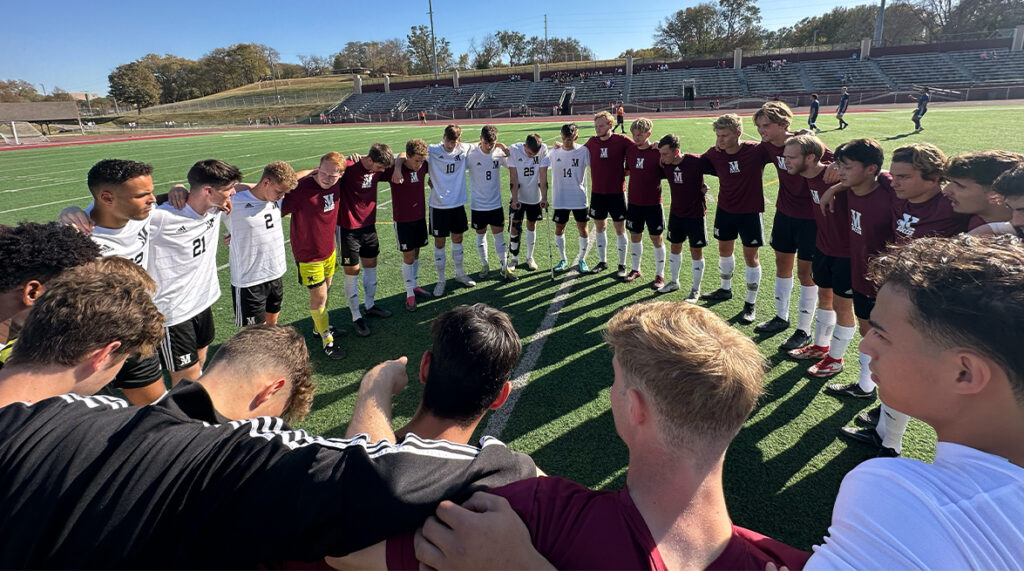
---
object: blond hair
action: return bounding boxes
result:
[594,111,615,125]
[892,143,947,182]
[753,101,793,128]
[785,134,825,162]
[630,117,653,135]
[713,114,743,133]
[261,161,298,191]
[320,151,346,170]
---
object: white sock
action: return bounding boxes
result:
[412,258,420,288]
[476,233,488,266]
[745,265,762,304]
[669,252,682,283]
[345,274,362,321]
[829,324,856,359]
[630,241,643,271]
[363,267,377,309]
[653,245,666,277]
[719,255,735,290]
[577,236,588,263]
[402,263,415,297]
[596,230,608,262]
[526,230,537,259]
[814,309,837,347]
[555,234,566,261]
[857,352,876,392]
[494,233,507,269]
[453,243,466,277]
[617,234,628,266]
[775,277,794,321]
[693,259,705,292]
[797,285,818,332]
[434,246,446,281]
[878,405,910,453]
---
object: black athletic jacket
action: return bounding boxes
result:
[0,383,536,569]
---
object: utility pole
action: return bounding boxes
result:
[428,0,439,80]
[873,0,886,46]
[544,14,548,63]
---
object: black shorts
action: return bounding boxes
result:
[511,202,544,223]
[109,353,163,389]
[471,208,505,230]
[626,204,665,235]
[770,212,818,261]
[589,193,627,222]
[713,208,764,247]
[159,306,215,372]
[666,214,708,247]
[616,115,624,125]
[553,208,589,224]
[853,291,876,320]
[395,219,428,252]
[231,278,284,326]
[429,206,469,237]
[337,226,380,265]
[811,252,852,298]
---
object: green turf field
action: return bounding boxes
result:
[3,105,1021,549]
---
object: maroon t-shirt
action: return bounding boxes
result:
[385,477,810,571]
[701,142,766,214]
[891,192,970,242]
[338,160,382,230]
[807,166,850,258]
[967,214,987,231]
[625,145,664,205]
[760,141,834,220]
[280,176,340,263]
[663,154,707,219]
[385,162,428,223]
[847,174,896,297]
[585,134,631,195]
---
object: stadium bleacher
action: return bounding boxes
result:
[743,63,808,95]
[948,49,1024,85]
[873,52,973,88]
[799,59,892,92]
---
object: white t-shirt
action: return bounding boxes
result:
[427,142,473,209]
[148,203,222,326]
[84,204,152,270]
[807,442,1024,570]
[224,190,286,288]
[507,142,550,205]
[468,146,506,212]
[548,145,590,210]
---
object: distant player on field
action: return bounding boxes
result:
[656,134,707,300]
[836,87,850,130]
[385,139,433,312]
[585,111,632,276]
[614,103,626,134]
[912,87,930,131]
[623,117,667,289]
[467,125,515,281]
[548,123,592,273]
[506,133,550,273]
[808,94,820,132]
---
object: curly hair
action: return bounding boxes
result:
[261,161,298,191]
[0,222,100,292]
[87,159,153,196]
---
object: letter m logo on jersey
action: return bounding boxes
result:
[323,194,336,212]
[896,213,920,236]
[777,157,787,169]
[572,158,580,167]
[729,161,740,174]
[851,210,863,235]
[674,171,683,184]
[636,158,645,169]
[600,148,609,158]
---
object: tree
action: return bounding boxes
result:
[407,25,454,75]
[298,55,332,77]
[495,30,529,65]
[0,79,42,102]
[777,3,926,47]
[654,3,725,57]
[718,0,767,49]
[532,36,595,63]
[364,39,410,75]
[108,62,161,112]
[277,63,305,79]
[455,53,471,70]
[619,47,673,59]
[333,41,369,71]
[469,35,501,69]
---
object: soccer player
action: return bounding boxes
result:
[656,133,707,300]
[700,114,767,324]
[943,150,1021,232]
[836,87,850,130]
[623,117,667,288]
[912,87,930,131]
[506,133,550,273]
[468,125,515,281]
[337,143,394,337]
[548,123,592,273]
[808,93,820,132]
[386,139,433,312]
[614,102,626,133]
[585,111,632,276]
[425,124,477,296]
[283,152,347,360]
[993,164,1024,236]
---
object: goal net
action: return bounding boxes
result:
[0,121,49,145]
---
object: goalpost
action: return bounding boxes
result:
[0,121,50,145]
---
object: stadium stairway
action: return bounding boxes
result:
[795,65,816,92]
[942,52,979,84]
[735,67,750,95]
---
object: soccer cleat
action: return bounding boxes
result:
[809,357,846,378]
[323,341,347,360]
[684,288,700,303]
[702,288,733,301]
[657,280,680,294]
[855,405,882,427]
[433,281,446,298]
[413,287,432,301]
[312,325,345,342]
[479,264,490,279]
[577,259,590,273]
[824,381,877,399]
[740,302,756,324]
[788,344,829,361]
[839,426,898,457]
[624,269,641,282]
[353,318,371,337]
[455,274,477,288]
[405,296,417,312]
[616,264,628,278]
[592,261,609,273]
[499,267,518,281]
[780,329,812,351]
[508,257,518,271]
[526,258,539,271]
[365,305,392,318]
[553,259,568,272]
[651,275,666,290]
[754,316,789,334]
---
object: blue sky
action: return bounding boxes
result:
[1,0,856,96]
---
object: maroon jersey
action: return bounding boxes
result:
[891,192,970,241]
[338,160,382,230]
[385,477,810,571]
[280,176,340,263]
[967,215,987,231]
[847,174,896,297]
[385,162,428,223]
[701,142,766,214]
[625,145,664,205]
[807,166,849,258]
[662,154,707,219]
[760,141,834,220]
[584,134,631,195]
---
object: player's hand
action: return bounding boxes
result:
[391,169,404,185]
[540,200,548,209]
[168,185,188,209]
[360,356,409,396]
[510,199,520,210]
[823,163,840,184]
[820,187,838,214]
[222,234,231,246]
[348,153,362,163]
[58,206,93,235]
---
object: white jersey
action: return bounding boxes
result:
[224,190,286,288]
[427,142,473,209]
[507,143,550,205]
[467,146,506,212]
[84,204,152,270]
[148,203,222,326]
[548,145,590,210]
